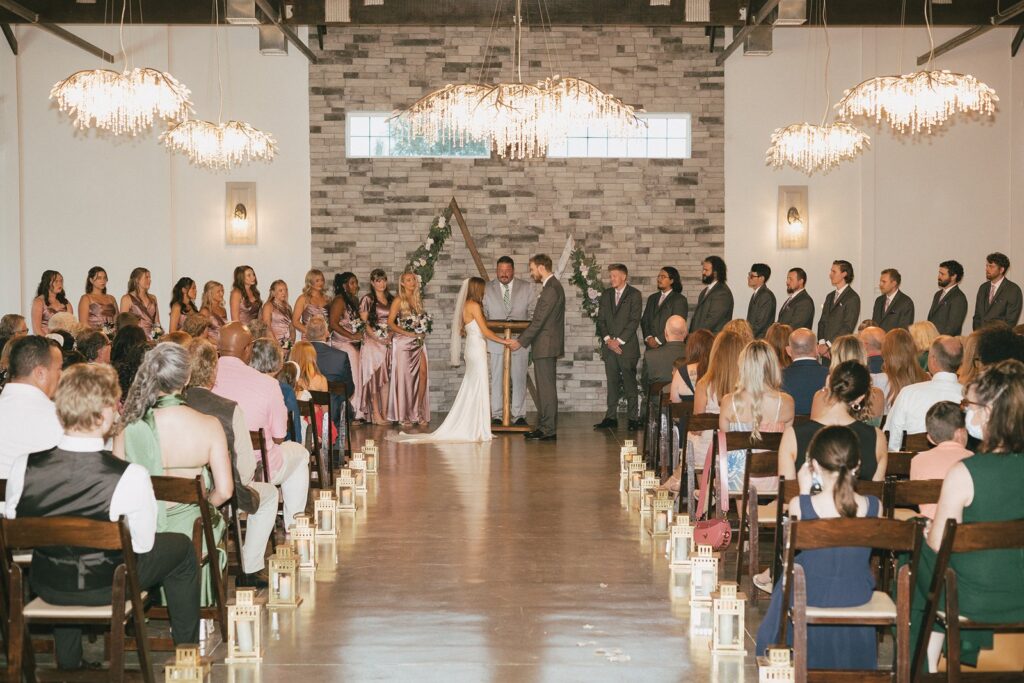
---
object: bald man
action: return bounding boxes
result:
[642,315,688,386]
[780,328,827,415]
[886,336,964,450]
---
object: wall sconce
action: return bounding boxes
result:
[225,182,257,245]
[777,185,808,249]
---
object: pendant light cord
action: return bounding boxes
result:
[924,0,935,71]
[820,0,831,127]
[119,0,129,69]
[514,0,522,82]
[214,0,224,123]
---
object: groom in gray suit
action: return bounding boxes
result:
[510,254,565,441]
[483,256,533,425]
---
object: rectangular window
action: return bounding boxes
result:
[546,113,692,159]
[345,112,490,159]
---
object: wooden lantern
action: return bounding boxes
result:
[711,581,747,654]
[314,490,338,537]
[350,458,368,492]
[690,598,714,637]
[757,647,795,682]
[267,545,301,608]
[335,467,356,510]
[363,439,379,474]
[669,515,695,566]
[164,645,205,681]
[226,588,262,662]
[627,458,645,492]
[640,470,658,512]
[648,490,674,536]
[290,514,317,571]
[689,544,719,601]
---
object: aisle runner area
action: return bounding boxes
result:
[211,414,758,681]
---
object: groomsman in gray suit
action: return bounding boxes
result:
[777,267,815,330]
[594,264,643,431]
[871,268,915,332]
[817,260,861,353]
[483,256,533,426]
[641,266,688,349]
[689,255,734,334]
[973,252,1023,330]
[745,263,777,338]
[511,254,565,441]
[928,260,968,336]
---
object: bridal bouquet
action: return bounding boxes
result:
[398,312,432,346]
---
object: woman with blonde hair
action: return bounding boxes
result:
[262,279,295,346]
[292,269,329,338]
[199,281,228,343]
[722,319,754,347]
[958,330,982,386]
[387,268,430,426]
[882,328,929,408]
[120,267,161,338]
[810,334,885,423]
[909,320,940,370]
[764,322,793,369]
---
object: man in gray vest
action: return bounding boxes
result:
[482,256,533,426]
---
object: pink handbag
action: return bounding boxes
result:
[693,431,732,551]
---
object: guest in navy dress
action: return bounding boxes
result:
[756,424,882,671]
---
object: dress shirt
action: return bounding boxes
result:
[834,284,848,299]
[938,284,955,302]
[542,273,554,288]
[0,383,63,479]
[782,288,803,309]
[604,286,628,344]
[884,291,897,311]
[990,277,1004,299]
[213,356,288,476]
[704,280,718,293]
[886,372,964,451]
[909,441,973,519]
[5,435,157,553]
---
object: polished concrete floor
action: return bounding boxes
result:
[207,413,762,682]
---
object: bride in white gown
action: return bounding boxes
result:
[389,277,512,443]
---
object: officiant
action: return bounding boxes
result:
[484,256,533,426]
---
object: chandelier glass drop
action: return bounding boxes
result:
[161,120,277,170]
[834,1,998,134]
[397,0,643,159]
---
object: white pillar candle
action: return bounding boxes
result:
[236,621,254,654]
[367,454,375,470]
[655,511,668,533]
[341,489,353,506]
[298,540,310,564]
[278,574,292,600]
[630,472,641,489]
[673,538,687,562]
[718,613,734,646]
[355,471,365,487]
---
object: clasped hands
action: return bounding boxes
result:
[605,338,624,355]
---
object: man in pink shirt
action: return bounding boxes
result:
[213,323,309,583]
[910,400,972,519]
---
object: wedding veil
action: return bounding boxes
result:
[449,277,471,367]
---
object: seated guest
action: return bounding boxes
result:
[213,323,310,552]
[764,322,793,370]
[958,330,982,386]
[858,325,888,399]
[670,328,713,401]
[909,401,971,519]
[182,312,211,340]
[162,330,192,347]
[114,311,140,333]
[722,318,754,346]
[0,336,64,477]
[782,327,828,415]
[61,350,86,369]
[47,312,82,339]
[184,338,280,584]
[642,315,688,385]
[886,336,964,450]
[305,315,355,436]
[111,325,150,397]
[5,363,199,670]
[757,425,883,670]
[291,341,333,443]
[77,330,111,364]
[277,360,304,440]
[976,326,1024,366]
[249,339,300,441]
[912,360,1024,672]
[812,335,885,424]
[780,361,887,482]
[909,320,940,370]
[0,313,29,344]
[882,328,929,410]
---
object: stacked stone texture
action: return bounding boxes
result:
[309,26,724,413]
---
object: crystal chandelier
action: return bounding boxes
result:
[835,1,998,134]
[765,0,868,175]
[396,0,643,159]
[161,120,277,170]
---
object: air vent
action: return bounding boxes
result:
[226,0,260,25]
[685,0,710,22]
[259,25,288,55]
[325,0,351,22]
[775,0,807,26]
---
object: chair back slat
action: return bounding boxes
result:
[150,475,204,505]
[669,401,694,420]
[327,381,349,400]
[789,516,922,553]
[901,432,931,453]
[746,450,779,479]
[307,390,330,408]
[249,429,272,484]
[952,519,1024,553]
[885,451,914,478]
[888,478,943,508]
[793,414,812,425]
[854,480,885,499]
[2,516,123,551]
[687,413,719,432]
[724,430,783,452]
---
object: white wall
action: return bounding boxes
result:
[726,27,1023,328]
[0,24,310,319]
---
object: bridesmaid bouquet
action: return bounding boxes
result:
[398,312,433,346]
[102,323,116,337]
[348,319,366,335]
[150,325,165,341]
[371,322,390,341]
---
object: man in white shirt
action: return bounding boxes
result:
[6,363,198,670]
[0,336,64,478]
[886,336,965,451]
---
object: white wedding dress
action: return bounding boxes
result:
[389,318,492,443]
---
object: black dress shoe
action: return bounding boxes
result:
[593,418,617,430]
[524,430,545,440]
[236,570,269,589]
[627,419,643,431]
[492,418,503,426]
[514,417,529,426]
[538,433,557,441]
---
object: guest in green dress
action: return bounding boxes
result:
[114,342,234,606]
[911,359,1024,672]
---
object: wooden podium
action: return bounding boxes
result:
[485,320,532,433]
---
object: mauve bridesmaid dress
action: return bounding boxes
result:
[300,302,328,339]
[386,305,430,424]
[88,300,118,331]
[128,294,159,337]
[237,294,262,325]
[359,294,392,423]
[269,302,293,344]
[329,303,364,421]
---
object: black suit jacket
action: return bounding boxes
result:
[927,285,969,336]
[640,290,689,345]
[746,286,777,338]
[777,289,815,330]
[312,341,356,430]
[871,290,915,332]
[817,287,860,342]
[596,285,643,361]
[780,358,829,415]
[973,278,1023,330]
[690,282,734,334]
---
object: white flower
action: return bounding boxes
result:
[587,287,599,299]
[425,238,433,248]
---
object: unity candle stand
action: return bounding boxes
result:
[315,490,338,537]
[757,648,795,682]
[484,320,532,432]
[226,588,262,663]
[711,581,747,654]
[165,645,206,681]
[336,468,356,510]
[268,546,301,608]
[290,515,317,571]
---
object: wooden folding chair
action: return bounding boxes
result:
[886,479,943,521]
[684,413,721,518]
[250,429,278,552]
[887,452,915,480]
[643,381,670,471]
[901,432,931,454]
[1,517,154,683]
[659,398,693,480]
[738,449,780,602]
[306,391,337,488]
[911,519,1024,682]
[328,380,352,466]
[149,475,228,643]
[779,515,925,683]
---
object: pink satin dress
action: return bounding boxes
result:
[37,298,69,335]
[386,305,430,424]
[173,303,198,332]
[268,302,293,344]
[299,302,328,339]
[205,308,227,343]
[128,293,160,337]
[237,293,262,325]
[329,302,364,421]
[359,294,392,423]
[87,300,118,331]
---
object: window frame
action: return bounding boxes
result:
[344,111,491,160]
[545,112,693,160]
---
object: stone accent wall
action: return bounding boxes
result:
[309,26,724,413]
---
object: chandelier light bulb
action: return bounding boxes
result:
[766,122,870,175]
[161,119,277,171]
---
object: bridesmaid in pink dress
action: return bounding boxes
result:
[199,281,228,343]
[387,269,430,426]
[328,272,365,421]
[78,266,118,332]
[31,270,73,335]
[292,269,329,339]
[230,265,263,325]
[119,267,161,338]
[168,277,199,332]
[359,269,393,426]
[261,280,296,346]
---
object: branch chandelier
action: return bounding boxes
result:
[396,0,645,159]
[766,0,869,175]
[835,0,998,134]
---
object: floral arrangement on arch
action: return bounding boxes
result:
[405,206,454,297]
[568,246,605,337]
